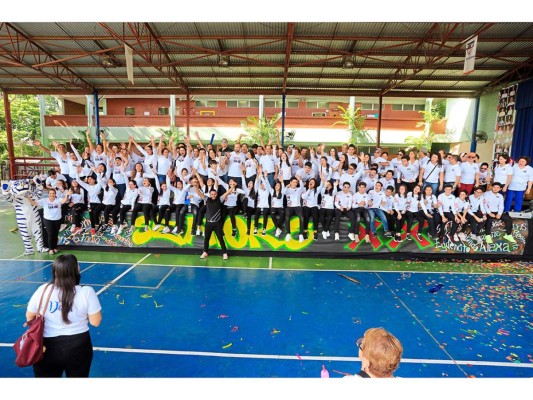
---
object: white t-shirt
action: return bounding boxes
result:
[37,198,62,220]
[227,152,246,177]
[493,164,513,186]
[508,165,533,191]
[444,163,461,183]
[27,284,101,338]
[460,162,479,184]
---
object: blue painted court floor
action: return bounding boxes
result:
[0,259,531,378]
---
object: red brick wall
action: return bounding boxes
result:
[106,98,170,116]
[64,99,85,115]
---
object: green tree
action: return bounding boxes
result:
[240,114,281,145]
[0,94,60,161]
[156,126,186,143]
[405,100,447,151]
[332,105,372,146]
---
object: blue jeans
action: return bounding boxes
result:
[504,189,525,212]
[422,181,439,196]
[367,208,389,233]
[266,172,275,188]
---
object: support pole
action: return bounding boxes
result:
[3,92,16,179]
[281,93,286,148]
[470,97,480,153]
[170,95,176,128]
[38,95,46,145]
[186,92,190,137]
[259,95,264,118]
[376,95,383,148]
[93,91,101,145]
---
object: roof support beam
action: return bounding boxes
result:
[0,23,93,91]
[282,23,295,93]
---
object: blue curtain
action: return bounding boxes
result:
[511,78,533,161]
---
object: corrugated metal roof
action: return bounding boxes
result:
[0,22,531,97]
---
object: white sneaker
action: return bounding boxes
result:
[298,234,304,243]
[458,232,466,240]
[275,228,282,237]
[70,224,76,233]
[144,225,149,232]
[111,225,118,235]
[200,252,208,259]
[453,234,459,241]
[161,226,170,234]
[322,231,328,240]
[348,233,355,241]
[354,234,360,242]
[196,228,202,236]
[117,224,125,235]
[171,226,178,234]
[152,224,161,231]
[222,253,228,260]
[326,231,331,238]
[285,233,291,242]
[334,232,340,241]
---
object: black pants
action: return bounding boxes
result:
[131,203,153,226]
[203,222,227,254]
[352,207,370,235]
[254,207,270,230]
[334,208,356,234]
[405,210,418,233]
[394,211,406,234]
[450,214,465,236]
[69,203,86,228]
[117,204,131,225]
[245,206,256,231]
[319,208,334,232]
[102,204,116,225]
[485,212,513,235]
[60,204,69,225]
[385,212,396,234]
[151,204,170,224]
[417,210,436,236]
[303,206,319,233]
[468,210,486,235]
[89,202,105,228]
[285,207,304,234]
[401,181,417,194]
[222,206,238,231]
[164,204,184,227]
[270,208,285,230]
[115,183,126,203]
[439,211,455,236]
[33,331,93,378]
[43,219,61,251]
[178,204,199,232]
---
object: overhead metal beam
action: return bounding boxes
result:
[478,56,533,94]
[282,23,295,93]
[0,23,93,91]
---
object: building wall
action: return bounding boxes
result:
[106,98,171,116]
[64,99,85,115]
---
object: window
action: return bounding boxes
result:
[195,100,218,107]
[226,100,260,108]
[312,112,327,117]
[306,101,330,109]
[98,106,104,115]
[391,104,426,111]
[158,107,169,116]
[265,100,299,108]
[125,107,135,115]
[361,103,384,110]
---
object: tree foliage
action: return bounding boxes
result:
[0,94,60,160]
[240,114,281,145]
[406,100,448,151]
[332,105,372,145]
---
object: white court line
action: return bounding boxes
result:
[269,257,273,269]
[155,267,176,289]
[95,253,151,296]
[11,254,26,260]
[1,259,531,276]
[0,343,528,368]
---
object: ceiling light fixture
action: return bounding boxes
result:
[342,56,355,69]
[218,55,230,68]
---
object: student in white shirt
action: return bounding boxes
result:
[397,156,418,193]
[29,188,69,255]
[100,178,119,232]
[392,183,409,242]
[418,185,438,239]
[478,162,491,192]
[66,179,86,235]
[318,177,337,240]
[74,167,104,235]
[162,179,190,234]
[302,178,324,241]
[467,186,487,240]
[218,176,245,237]
[483,182,515,244]
[504,156,533,212]
[130,177,155,232]
[114,179,139,235]
[254,169,272,236]
[333,181,357,241]
[367,181,391,238]
[493,154,513,193]
[405,184,423,241]
[418,153,444,195]
[269,179,286,237]
[443,154,461,191]
[150,174,172,232]
[459,152,480,195]
[283,176,306,242]
[449,189,469,242]
[25,254,102,377]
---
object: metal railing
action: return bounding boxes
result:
[12,157,59,180]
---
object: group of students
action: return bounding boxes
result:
[31,130,532,256]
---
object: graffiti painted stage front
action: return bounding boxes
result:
[57,212,530,256]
